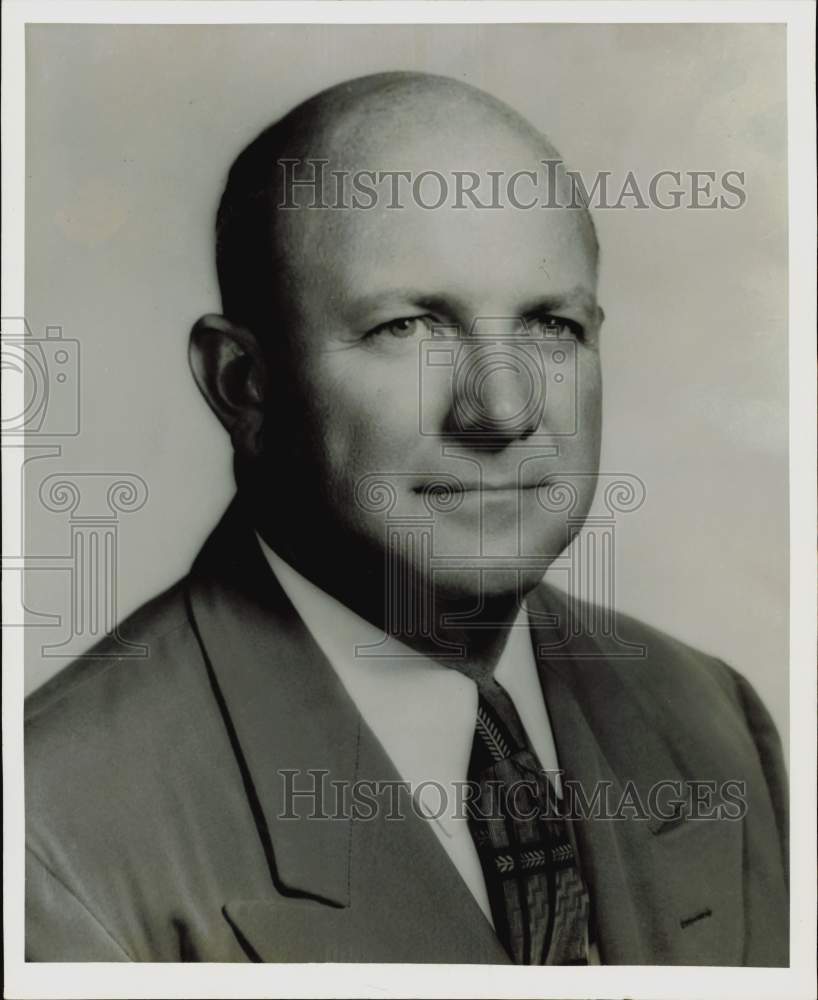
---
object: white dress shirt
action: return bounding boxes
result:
[257,534,563,926]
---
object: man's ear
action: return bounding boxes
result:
[188,314,267,458]
[586,303,605,347]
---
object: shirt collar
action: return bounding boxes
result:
[254,533,541,794]
[255,533,479,794]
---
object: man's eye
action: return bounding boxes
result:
[367,316,431,339]
[532,315,585,340]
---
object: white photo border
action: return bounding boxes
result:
[3,2,815,998]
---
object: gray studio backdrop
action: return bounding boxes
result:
[22,23,788,747]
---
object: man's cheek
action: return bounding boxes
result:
[321,414,392,497]
[576,361,602,454]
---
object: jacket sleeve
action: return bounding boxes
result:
[26,849,132,961]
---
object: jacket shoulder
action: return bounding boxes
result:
[25,579,191,724]
[24,577,218,853]
[539,582,740,699]
[535,583,786,780]
[24,572,255,961]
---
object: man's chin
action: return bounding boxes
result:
[419,562,554,606]
[370,510,570,602]
[427,514,571,564]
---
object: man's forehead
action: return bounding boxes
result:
[277,172,597,312]
[277,209,596,335]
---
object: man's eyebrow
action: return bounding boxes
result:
[345,284,598,322]
[346,289,465,317]
[517,286,598,317]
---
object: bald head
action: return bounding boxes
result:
[215,71,598,336]
[269,71,561,166]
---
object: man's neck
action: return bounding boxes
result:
[255,521,524,679]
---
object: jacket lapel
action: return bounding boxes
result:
[223,718,508,963]
[187,499,357,910]
[528,587,745,965]
[187,500,508,963]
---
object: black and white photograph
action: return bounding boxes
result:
[3,2,815,998]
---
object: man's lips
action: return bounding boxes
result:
[412,480,544,494]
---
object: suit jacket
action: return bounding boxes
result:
[25,499,789,964]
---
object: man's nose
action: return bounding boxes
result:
[446,342,543,446]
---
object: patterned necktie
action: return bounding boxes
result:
[466,676,592,964]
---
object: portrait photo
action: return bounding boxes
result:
[3,4,815,999]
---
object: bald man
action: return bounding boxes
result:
[25,73,788,965]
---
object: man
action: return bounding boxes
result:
[25,72,788,964]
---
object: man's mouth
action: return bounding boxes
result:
[412,479,545,496]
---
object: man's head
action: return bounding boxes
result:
[190,72,604,609]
